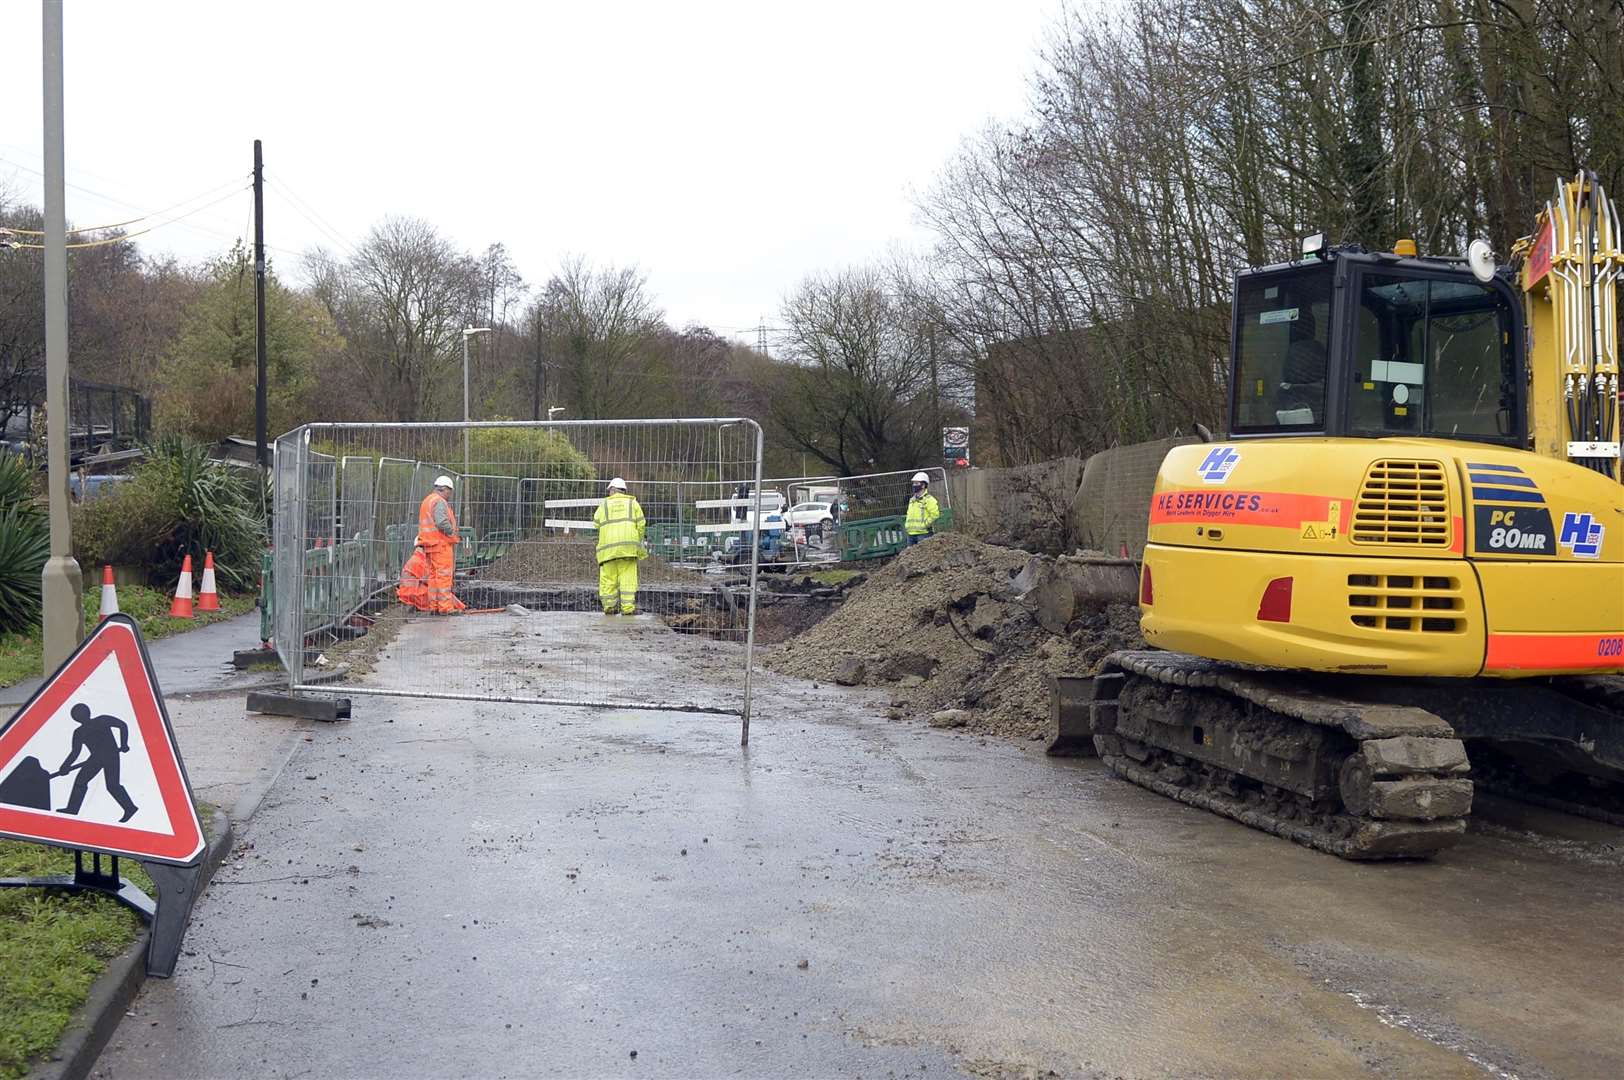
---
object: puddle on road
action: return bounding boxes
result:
[1334,984,1527,1080]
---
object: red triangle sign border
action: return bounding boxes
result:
[0,615,204,865]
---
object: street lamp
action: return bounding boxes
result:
[461,327,491,473]
[547,406,565,421]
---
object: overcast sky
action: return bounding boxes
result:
[2,1,1062,343]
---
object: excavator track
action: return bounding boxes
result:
[1455,673,1624,827]
[1090,651,1471,860]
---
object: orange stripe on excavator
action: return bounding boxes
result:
[1484,632,1624,672]
[1149,490,1350,531]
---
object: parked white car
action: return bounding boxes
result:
[784,501,836,535]
[729,489,786,527]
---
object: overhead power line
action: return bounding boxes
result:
[8,183,249,250]
[265,169,357,255]
[0,173,247,236]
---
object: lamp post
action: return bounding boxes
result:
[41,0,83,669]
[547,406,565,421]
[461,327,491,474]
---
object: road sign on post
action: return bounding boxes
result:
[0,614,207,976]
[943,426,969,466]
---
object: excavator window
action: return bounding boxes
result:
[1231,265,1333,433]
[1349,272,1515,439]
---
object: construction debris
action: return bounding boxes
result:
[766,534,1144,741]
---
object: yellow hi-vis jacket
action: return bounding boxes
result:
[906,492,941,536]
[593,492,647,563]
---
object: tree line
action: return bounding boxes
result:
[918,0,1623,464]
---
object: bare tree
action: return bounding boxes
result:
[533,256,663,419]
[917,0,1623,465]
[308,217,482,421]
[772,265,940,474]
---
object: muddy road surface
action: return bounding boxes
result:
[97,616,1623,1078]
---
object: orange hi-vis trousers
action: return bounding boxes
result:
[399,541,464,613]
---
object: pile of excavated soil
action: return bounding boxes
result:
[665,594,837,646]
[766,533,1144,741]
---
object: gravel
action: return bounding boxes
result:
[765,533,1144,741]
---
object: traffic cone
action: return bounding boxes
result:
[98,565,119,620]
[170,555,195,618]
[197,551,220,611]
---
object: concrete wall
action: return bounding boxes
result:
[945,457,1086,554]
[1067,436,1196,557]
[946,437,1197,557]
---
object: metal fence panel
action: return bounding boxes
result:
[271,430,306,684]
[271,419,765,733]
[727,466,955,568]
[339,456,376,541]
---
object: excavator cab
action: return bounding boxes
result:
[1229,248,1524,446]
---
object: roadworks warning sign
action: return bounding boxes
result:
[0,615,203,864]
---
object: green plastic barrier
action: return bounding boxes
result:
[645,522,711,560]
[477,529,516,565]
[258,548,273,644]
[834,508,954,561]
[385,523,414,581]
[836,515,909,560]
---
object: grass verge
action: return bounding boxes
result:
[809,569,861,587]
[0,841,155,1079]
[0,586,256,690]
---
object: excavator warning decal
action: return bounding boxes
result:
[1151,490,1348,533]
[1299,501,1342,542]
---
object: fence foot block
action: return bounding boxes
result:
[233,649,281,671]
[247,692,351,722]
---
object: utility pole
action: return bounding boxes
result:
[40,0,83,669]
[531,308,544,421]
[253,139,267,470]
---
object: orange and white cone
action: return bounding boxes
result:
[197,551,220,611]
[98,565,119,620]
[170,555,195,618]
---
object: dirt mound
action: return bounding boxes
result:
[765,533,1144,741]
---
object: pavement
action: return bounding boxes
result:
[82,613,1624,1079]
[1,612,274,708]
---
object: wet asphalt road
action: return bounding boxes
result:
[96,616,1624,1079]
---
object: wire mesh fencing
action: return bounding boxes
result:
[270,420,766,731]
[735,466,955,567]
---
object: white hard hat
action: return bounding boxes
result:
[434,475,454,489]
[912,472,930,484]
[607,477,628,491]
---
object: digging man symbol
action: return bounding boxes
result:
[53,702,139,823]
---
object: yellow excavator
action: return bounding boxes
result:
[1080,172,1623,859]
